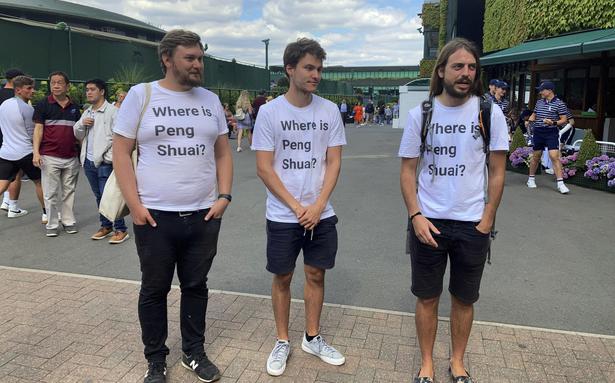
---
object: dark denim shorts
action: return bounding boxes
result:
[408,218,490,304]
[266,215,338,275]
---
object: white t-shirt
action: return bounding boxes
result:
[252,94,346,223]
[0,97,34,161]
[398,96,509,221]
[113,81,228,211]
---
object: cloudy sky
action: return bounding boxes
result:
[66,0,425,68]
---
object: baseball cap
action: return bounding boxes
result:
[4,68,24,80]
[489,79,499,86]
[536,81,555,91]
[496,80,509,89]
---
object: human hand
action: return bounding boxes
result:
[83,117,95,127]
[132,205,157,227]
[298,203,325,230]
[205,198,229,220]
[412,215,440,248]
[32,153,42,167]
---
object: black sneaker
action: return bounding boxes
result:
[181,352,220,382]
[143,361,166,383]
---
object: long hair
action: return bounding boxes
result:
[236,90,251,111]
[429,38,483,98]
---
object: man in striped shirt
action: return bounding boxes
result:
[525,81,570,194]
[33,71,82,236]
[483,78,498,101]
[493,80,510,114]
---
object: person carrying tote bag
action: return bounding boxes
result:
[99,82,151,221]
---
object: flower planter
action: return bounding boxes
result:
[566,175,615,193]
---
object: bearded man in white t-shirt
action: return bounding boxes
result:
[252,38,347,377]
[113,30,233,383]
[399,38,508,383]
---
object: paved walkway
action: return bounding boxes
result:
[1,266,614,383]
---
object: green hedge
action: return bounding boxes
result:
[484,0,615,52]
[438,0,448,49]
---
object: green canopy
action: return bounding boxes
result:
[482,28,615,66]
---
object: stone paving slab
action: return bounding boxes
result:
[1,266,614,383]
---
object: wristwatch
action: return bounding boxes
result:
[218,194,232,202]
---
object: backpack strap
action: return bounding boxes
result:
[419,97,434,156]
[478,98,497,264]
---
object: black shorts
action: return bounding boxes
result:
[532,128,559,151]
[266,215,338,275]
[408,218,490,304]
[0,154,41,181]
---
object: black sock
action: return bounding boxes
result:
[43,208,47,214]
[305,332,318,342]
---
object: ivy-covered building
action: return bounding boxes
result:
[480,0,615,141]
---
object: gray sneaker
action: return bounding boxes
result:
[266,340,291,376]
[64,225,78,234]
[46,228,58,237]
[301,334,345,366]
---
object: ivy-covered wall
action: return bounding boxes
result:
[438,0,448,49]
[422,3,440,29]
[420,58,435,78]
[484,0,615,52]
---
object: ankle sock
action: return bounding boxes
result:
[557,178,564,187]
[8,199,19,211]
[305,332,318,342]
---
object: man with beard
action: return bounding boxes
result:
[113,29,233,383]
[399,38,508,383]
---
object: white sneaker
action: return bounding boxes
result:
[557,183,570,194]
[0,201,8,211]
[41,213,48,224]
[266,340,291,376]
[236,147,242,152]
[527,178,537,188]
[545,168,554,175]
[8,209,28,218]
[301,334,345,366]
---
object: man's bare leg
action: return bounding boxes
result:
[450,295,473,377]
[304,264,325,336]
[416,296,440,378]
[271,272,293,340]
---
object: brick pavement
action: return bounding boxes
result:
[0,266,614,383]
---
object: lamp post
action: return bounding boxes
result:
[55,22,73,78]
[262,38,270,90]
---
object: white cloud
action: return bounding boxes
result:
[66,0,425,66]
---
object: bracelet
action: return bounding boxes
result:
[218,194,232,202]
[410,211,422,221]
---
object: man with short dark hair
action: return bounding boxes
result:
[253,37,346,377]
[0,68,26,216]
[252,89,267,120]
[114,29,232,383]
[525,81,570,194]
[33,71,81,237]
[74,79,128,244]
[400,38,508,383]
[0,76,45,217]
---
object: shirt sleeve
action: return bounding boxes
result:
[113,84,144,139]
[398,106,422,158]
[489,103,510,151]
[328,105,347,147]
[251,105,274,151]
[557,101,569,118]
[32,101,45,124]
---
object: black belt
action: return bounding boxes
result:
[149,208,209,217]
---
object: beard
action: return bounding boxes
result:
[172,65,202,87]
[442,77,473,99]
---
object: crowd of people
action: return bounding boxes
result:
[339,98,398,126]
[1,29,576,383]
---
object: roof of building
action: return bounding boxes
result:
[482,28,615,66]
[0,0,165,35]
[270,65,419,73]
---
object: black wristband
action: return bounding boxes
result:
[410,211,422,221]
[218,194,232,202]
